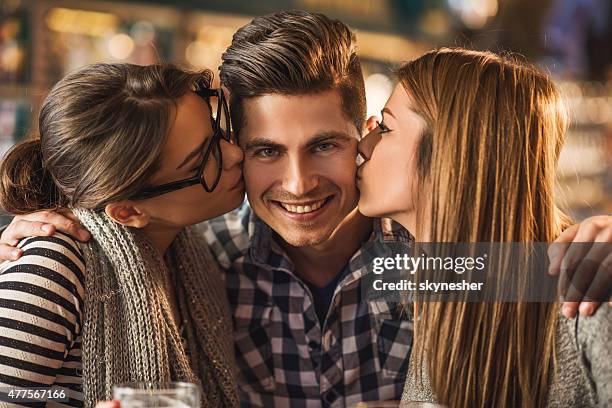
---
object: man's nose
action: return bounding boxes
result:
[282,157,318,197]
[220,138,244,170]
[357,129,382,161]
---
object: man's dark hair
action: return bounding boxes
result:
[220,10,366,135]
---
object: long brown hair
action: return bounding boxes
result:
[0,63,212,213]
[398,48,570,407]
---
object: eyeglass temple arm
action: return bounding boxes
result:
[197,88,221,98]
[132,178,202,200]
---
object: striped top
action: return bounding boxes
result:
[0,232,85,407]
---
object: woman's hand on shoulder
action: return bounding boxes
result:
[548,214,612,318]
[0,210,91,260]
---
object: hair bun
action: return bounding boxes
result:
[0,137,65,214]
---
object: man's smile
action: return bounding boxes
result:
[269,195,335,220]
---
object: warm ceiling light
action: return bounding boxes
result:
[108,33,135,60]
[45,7,119,37]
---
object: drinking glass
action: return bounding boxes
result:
[113,382,200,408]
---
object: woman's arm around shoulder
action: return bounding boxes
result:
[0,231,85,389]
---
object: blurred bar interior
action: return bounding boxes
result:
[1,0,611,222]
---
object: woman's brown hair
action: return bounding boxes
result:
[398,48,571,407]
[0,63,212,213]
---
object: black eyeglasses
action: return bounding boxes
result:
[130,88,233,201]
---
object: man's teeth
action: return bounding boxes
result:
[280,199,326,214]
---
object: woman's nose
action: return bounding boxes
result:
[220,138,244,169]
[357,128,382,161]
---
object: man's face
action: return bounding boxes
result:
[240,90,361,247]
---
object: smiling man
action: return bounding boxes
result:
[241,91,360,250]
[206,11,414,407]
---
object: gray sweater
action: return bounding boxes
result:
[401,306,612,407]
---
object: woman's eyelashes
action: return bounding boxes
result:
[377,120,391,133]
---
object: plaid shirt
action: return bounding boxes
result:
[203,202,414,407]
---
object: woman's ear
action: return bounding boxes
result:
[105,201,150,228]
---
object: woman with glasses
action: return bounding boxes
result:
[0,63,243,407]
[357,48,611,407]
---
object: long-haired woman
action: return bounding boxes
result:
[357,48,611,407]
[0,63,243,407]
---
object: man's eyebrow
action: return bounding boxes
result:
[176,139,207,170]
[243,137,286,152]
[306,131,353,147]
[381,107,396,119]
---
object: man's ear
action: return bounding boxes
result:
[364,115,380,135]
[105,201,150,228]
